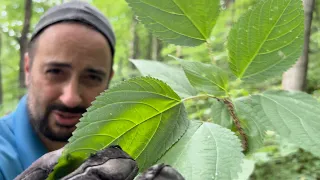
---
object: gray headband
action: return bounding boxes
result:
[30,1,116,58]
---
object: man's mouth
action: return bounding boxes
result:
[53,110,82,127]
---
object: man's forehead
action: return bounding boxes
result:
[36,23,112,57]
[31,23,112,72]
[38,22,108,43]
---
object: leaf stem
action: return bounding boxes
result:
[223,98,248,152]
[182,94,248,152]
[206,41,215,64]
[182,94,219,102]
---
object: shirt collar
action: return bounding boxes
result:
[13,95,48,169]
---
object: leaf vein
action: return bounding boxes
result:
[239,0,292,77]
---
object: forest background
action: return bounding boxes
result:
[0,0,319,179]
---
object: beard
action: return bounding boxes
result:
[28,102,86,142]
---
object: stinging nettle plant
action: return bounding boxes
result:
[48,0,320,179]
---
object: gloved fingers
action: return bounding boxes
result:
[14,146,182,180]
[14,148,64,180]
[61,145,138,180]
[136,164,185,180]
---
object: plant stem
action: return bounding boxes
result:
[223,98,248,152]
[206,41,215,64]
[182,94,219,102]
[183,94,248,152]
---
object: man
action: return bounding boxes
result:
[0,1,184,180]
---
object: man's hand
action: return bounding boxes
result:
[60,145,138,180]
[14,146,185,180]
[14,148,64,180]
[135,164,185,180]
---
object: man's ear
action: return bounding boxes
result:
[24,52,31,87]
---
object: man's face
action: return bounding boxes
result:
[25,23,113,142]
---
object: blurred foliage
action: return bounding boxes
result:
[308,10,320,100]
[249,132,320,179]
[0,0,319,179]
[251,149,320,179]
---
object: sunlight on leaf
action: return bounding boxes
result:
[228,0,304,82]
[48,77,189,179]
[125,0,221,46]
[131,59,197,98]
[174,57,229,97]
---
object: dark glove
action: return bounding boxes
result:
[136,164,185,180]
[15,145,138,180]
[14,148,64,180]
[14,145,185,180]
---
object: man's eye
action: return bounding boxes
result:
[89,75,102,82]
[46,69,62,75]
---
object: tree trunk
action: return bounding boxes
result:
[129,16,140,60]
[116,57,124,79]
[156,38,163,61]
[146,33,153,60]
[0,33,3,105]
[151,36,163,61]
[224,0,234,8]
[19,0,32,89]
[129,16,140,70]
[176,46,183,59]
[281,0,315,91]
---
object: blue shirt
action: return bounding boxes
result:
[0,95,47,180]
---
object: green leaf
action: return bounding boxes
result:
[158,121,244,180]
[210,99,233,129]
[174,57,229,96]
[125,0,220,46]
[131,59,197,98]
[249,90,320,157]
[48,77,189,179]
[227,0,304,82]
[278,138,299,156]
[234,96,273,153]
[235,159,255,180]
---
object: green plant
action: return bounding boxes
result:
[48,0,320,179]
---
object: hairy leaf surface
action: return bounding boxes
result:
[235,159,255,180]
[234,96,273,153]
[158,121,244,180]
[125,0,220,46]
[49,77,189,179]
[210,99,233,129]
[247,91,320,156]
[175,57,229,96]
[131,59,197,98]
[227,0,304,82]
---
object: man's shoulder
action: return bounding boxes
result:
[0,113,24,180]
[0,113,14,133]
[0,113,15,144]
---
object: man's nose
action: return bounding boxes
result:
[59,80,82,108]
